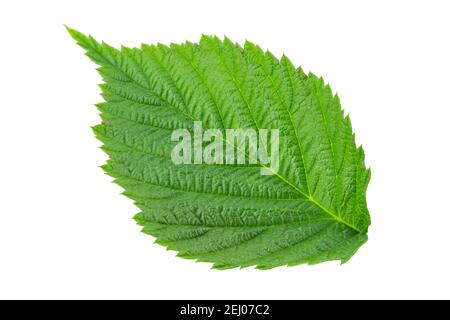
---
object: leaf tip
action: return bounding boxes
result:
[64,24,75,35]
[65,25,86,42]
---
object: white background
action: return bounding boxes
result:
[0,0,449,300]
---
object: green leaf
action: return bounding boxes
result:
[67,27,371,269]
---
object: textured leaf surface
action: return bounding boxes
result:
[68,27,371,269]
